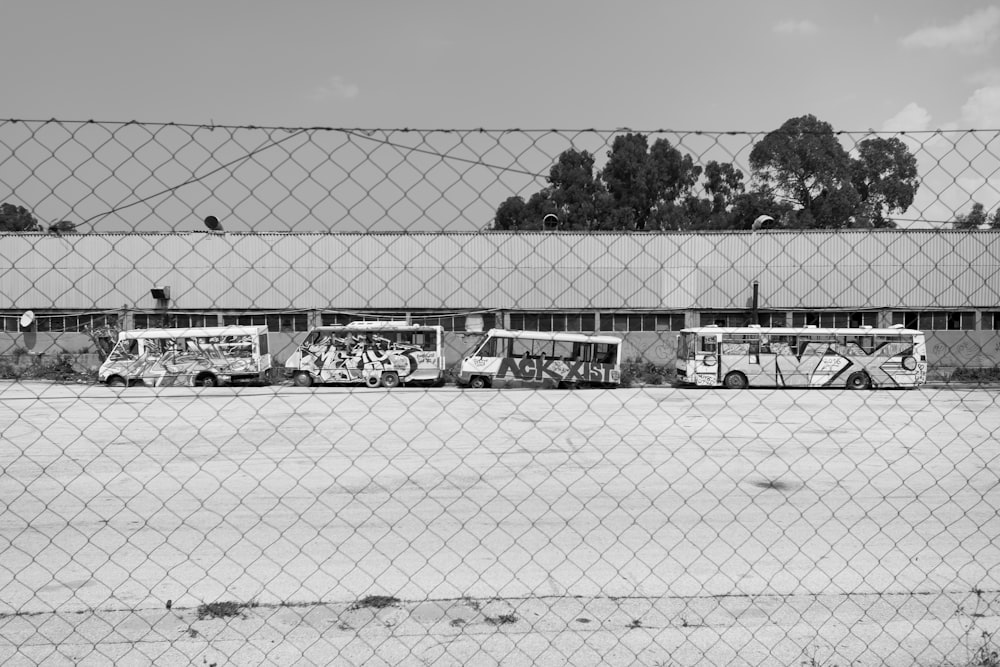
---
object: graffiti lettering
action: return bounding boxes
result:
[495,358,613,383]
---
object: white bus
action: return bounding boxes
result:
[676,325,927,389]
[459,329,623,389]
[99,325,272,387]
[284,321,446,388]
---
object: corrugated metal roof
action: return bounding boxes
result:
[1,231,998,311]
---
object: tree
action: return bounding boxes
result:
[953,202,988,230]
[851,137,919,228]
[748,116,920,229]
[601,133,703,230]
[749,115,858,228]
[0,203,42,232]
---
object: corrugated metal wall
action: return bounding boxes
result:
[2,231,998,311]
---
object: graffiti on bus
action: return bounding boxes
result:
[469,356,620,384]
[296,334,430,383]
[102,349,256,387]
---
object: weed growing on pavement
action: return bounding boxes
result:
[349,595,399,611]
[196,599,258,620]
[485,612,518,626]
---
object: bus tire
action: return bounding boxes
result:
[107,375,126,388]
[365,374,381,388]
[293,372,313,387]
[846,371,871,390]
[469,375,489,389]
[381,372,400,389]
[723,371,748,389]
[196,372,218,388]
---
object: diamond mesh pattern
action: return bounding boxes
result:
[1,120,999,665]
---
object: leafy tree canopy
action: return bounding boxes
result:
[492,115,921,232]
[953,202,990,230]
[0,203,42,232]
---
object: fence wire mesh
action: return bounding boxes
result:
[0,119,999,666]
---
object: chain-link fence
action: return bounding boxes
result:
[1,120,998,666]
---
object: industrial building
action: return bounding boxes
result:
[2,230,999,375]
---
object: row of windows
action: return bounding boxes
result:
[701,312,880,328]
[0,313,119,333]
[509,312,687,332]
[892,311,978,331]
[5,310,1000,333]
[320,312,499,332]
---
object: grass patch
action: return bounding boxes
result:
[196,599,257,620]
[620,357,675,387]
[349,595,399,611]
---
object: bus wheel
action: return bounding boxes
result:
[196,373,218,388]
[723,372,748,389]
[469,375,489,389]
[107,375,126,388]
[293,372,313,387]
[365,374,381,388]
[846,371,871,390]
[381,372,400,389]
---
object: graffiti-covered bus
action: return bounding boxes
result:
[99,325,272,387]
[284,321,446,388]
[459,329,623,389]
[676,325,927,389]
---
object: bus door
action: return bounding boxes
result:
[694,334,721,385]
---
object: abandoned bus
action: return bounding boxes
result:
[459,329,623,389]
[676,325,927,389]
[99,325,272,387]
[284,321,446,388]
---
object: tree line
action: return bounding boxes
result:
[493,114,996,231]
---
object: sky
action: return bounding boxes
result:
[3,0,1000,132]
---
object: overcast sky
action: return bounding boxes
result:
[3,1,1000,132]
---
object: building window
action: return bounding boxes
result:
[0,311,117,332]
[172,313,217,328]
[510,312,596,332]
[320,312,408,326]
[222,312,309,332]
[598,313,685,331]
[986,312,1000,330]
[756,312,788,327]
[792,311,878,328]
[411,313,497,331]
[699,312,788,327]
[133,313,169,329]
[892,311,975,330]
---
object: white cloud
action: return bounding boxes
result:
[900,7,1000,53]
[961,85,1000,126]
[882,102,933,132]
[772,19,818,35]
[310,75,360,101]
